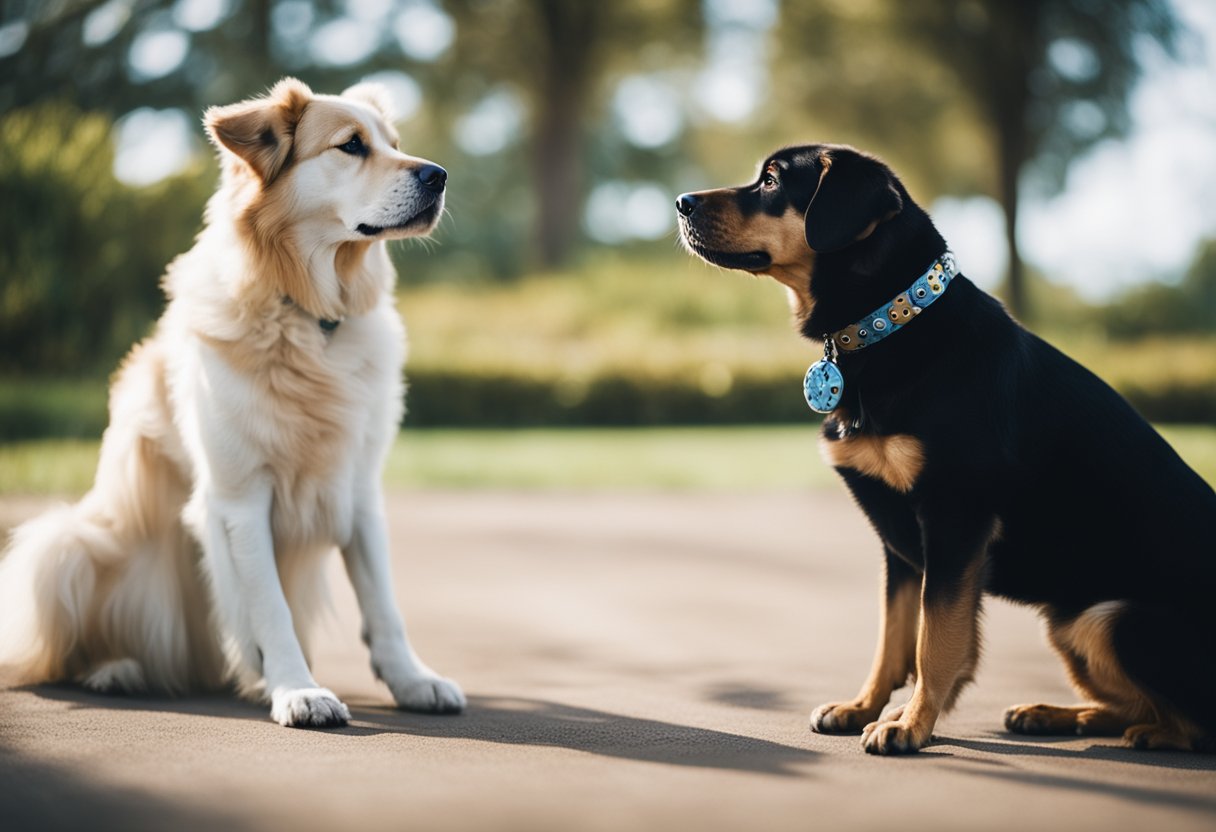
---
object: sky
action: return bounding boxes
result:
[99,0,1216,300]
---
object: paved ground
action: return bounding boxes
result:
[1,490,1213,832]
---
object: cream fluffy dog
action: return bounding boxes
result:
[0,78,465,726]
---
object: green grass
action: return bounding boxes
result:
[2,424,1212,497]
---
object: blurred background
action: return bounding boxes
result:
[1,0,1213,492]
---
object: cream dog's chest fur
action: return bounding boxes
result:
[170,297,405,550]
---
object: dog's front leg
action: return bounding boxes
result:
[341,488,465,714]
[810,547,919,733]
[861,516,992,755]
[198,486,350,728]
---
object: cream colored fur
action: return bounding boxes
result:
[0,78,464,727]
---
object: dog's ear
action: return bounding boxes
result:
[342,82,395,122]
[804,154,903,253]
[204,77,312,184]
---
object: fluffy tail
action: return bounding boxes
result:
[0,502,122,685]
[0,491,223,693]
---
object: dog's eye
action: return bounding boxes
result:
[761,172,778,190]
[337,135,365,156]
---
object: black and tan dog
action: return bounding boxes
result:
[676,144,1216,755]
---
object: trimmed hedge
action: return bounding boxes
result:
[2,368,1213,441]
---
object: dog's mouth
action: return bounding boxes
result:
[678,220,771,272]
[681,236,771,272]
[356,200,442,239]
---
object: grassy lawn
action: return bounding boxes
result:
[2,424,1213,497]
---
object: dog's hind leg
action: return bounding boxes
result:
[82,657,148,693]
[1007,602,1212,750]
[1111,603,1215,750]
[1005,605,1143,736]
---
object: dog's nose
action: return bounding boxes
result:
[417,163,447,193]
[676,193,699,217]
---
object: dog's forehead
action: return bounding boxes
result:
[294,97,396,156]
[767,146,827,173]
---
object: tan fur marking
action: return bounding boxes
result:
[1046,604,1154,725]
[1004,703,1132,736]
[819,433,925,492]
[811,574,919,732]
[860,556,987,753]
[1013,603,1208,749]
[899,559,984,739]
[858,577,919,709]
[681,194,816,320]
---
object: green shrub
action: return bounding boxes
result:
[0,102,212,375]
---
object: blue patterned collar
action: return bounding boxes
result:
[803,251,957,414]
[830,250,958,353]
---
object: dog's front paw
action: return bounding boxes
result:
[270,687,351,728]
[810,701,881,734]
[861,718,929,755]
[389,673,466,714]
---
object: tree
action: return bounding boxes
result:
[0,0,438,116]
[778,0,1180,320]
[904,0,1179,320]
[443,0,702,268]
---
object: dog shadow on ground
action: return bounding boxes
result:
[945,732,1216,772]
[23,680,270,723]
[918,733,1216,814]
[347,694,817,777]
[18,683,817,778]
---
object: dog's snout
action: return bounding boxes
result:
[417,163,447,193]
[676,193,700,217]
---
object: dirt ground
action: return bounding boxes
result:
[1,490,1213,832]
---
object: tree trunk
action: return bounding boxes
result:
[997,120,1026,321]
[533,74,583,269]
[530,1,600,269]
[984,0,1036,322]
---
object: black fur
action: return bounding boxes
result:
[679,144,1216,746]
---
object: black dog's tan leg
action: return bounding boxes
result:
[1005,608,1145,737]
[811,548,919,734]
[862,518,992,755]
[1007,603,1209,749]
[1004,703,1132,736]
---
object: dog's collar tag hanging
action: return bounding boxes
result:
[804,337,844,414]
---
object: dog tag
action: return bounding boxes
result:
[804,359,844,414]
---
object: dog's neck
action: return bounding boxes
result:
[197,172,395,323]
[827,252,958,354]
[802,204,946,341]
[258,231,391,319]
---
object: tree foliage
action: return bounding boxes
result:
[1103,238,1216,338]
[777,0,1180,319]
[0,102,213,373]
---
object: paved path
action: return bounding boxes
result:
[1,490,1213,831]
